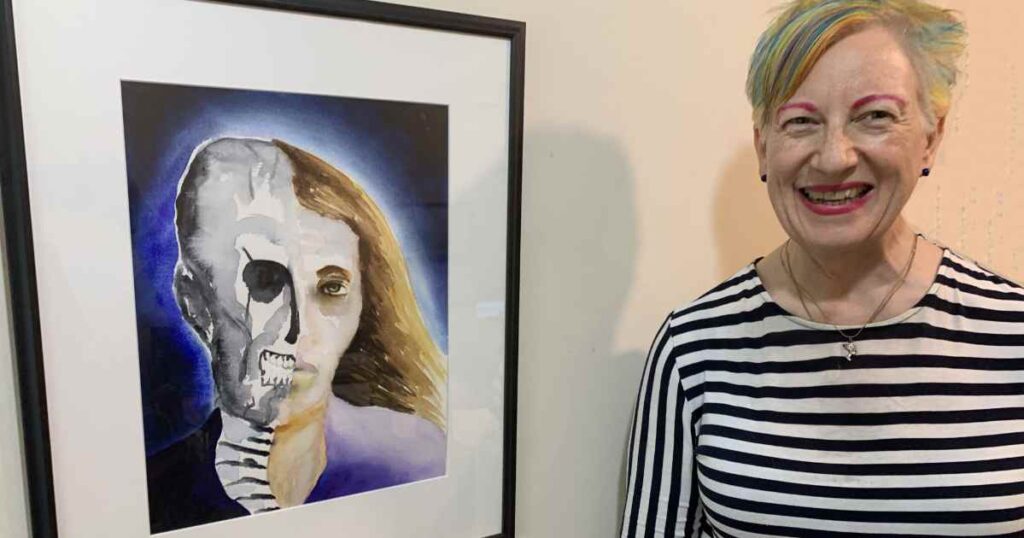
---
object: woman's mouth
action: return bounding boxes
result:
[798,183,874,215]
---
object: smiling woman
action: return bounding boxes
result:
[757,25,946,268]
[622,1,1024,537]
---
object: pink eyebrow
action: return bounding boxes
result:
[852,94,906,110]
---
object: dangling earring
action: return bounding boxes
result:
[760,174,767,183]
[921,168,931,177]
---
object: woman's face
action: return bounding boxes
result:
[179,139,363,427]
[248,204,364,425]
[755,25,944,251]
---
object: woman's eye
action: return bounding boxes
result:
[859,110,895,123]
[318,280,349,297]
[782,116,816,130]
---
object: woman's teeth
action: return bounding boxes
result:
[800,186,871,205]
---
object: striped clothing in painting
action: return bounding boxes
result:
[622,248,1024,537]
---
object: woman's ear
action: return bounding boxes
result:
[923,116,946,168]
[754,126,768,176]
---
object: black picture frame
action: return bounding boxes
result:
[0,1,523,536]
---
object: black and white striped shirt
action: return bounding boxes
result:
[622,248,1024,537]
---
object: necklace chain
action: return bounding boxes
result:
[780,234,919,360]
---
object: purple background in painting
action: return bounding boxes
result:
[121,81,448,455]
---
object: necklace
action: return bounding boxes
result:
[781,234,918,360]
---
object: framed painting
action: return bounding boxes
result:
[0,0,523,537]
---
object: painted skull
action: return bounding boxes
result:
[173,137,363,426]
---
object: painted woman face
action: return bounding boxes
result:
[174,138,362,426]
[755,26,944,251]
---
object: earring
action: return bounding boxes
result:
[921,168,931,177]
[760,174,767,183]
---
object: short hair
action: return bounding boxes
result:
[746,0,966,128]
[273,140,447,430]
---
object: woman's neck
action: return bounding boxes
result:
[760,218,944,325]
[267,398,329,507]
[788,219,917,300]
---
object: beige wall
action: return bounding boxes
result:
[2,1,1022,537]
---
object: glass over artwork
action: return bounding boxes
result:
[121,81,449,533]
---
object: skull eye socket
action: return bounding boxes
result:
[242,259,291,303]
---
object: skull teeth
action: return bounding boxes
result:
[259,350,296,387]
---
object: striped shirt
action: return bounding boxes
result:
[622,248,1024,537]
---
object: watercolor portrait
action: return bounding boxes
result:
[121,81,449,533]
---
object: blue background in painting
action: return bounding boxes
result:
[121,81,448,455]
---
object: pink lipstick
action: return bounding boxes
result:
[798,182,874,216]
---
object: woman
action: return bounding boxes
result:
[148,137,446,532]
[623,1,1024,536]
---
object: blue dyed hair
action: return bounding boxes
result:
[747,0,966,127]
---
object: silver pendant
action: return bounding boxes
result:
[842,340,857,361]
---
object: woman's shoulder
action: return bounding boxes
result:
[323,396,446,471]
[666,261,767,324]
[933,246,1024,305]
[306,398,445,501]
[648,262,772,363]
[939,247,1024,288]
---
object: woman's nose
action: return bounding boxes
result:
[813,126,858,175]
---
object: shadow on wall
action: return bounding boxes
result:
[512,127,647,537]
[615,144,783,534]
[712,145,785,277]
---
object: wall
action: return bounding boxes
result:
[1,213,30,538]
[2,1,1023,537]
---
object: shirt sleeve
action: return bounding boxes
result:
[621,315,703,538]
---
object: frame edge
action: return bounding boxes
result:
[0,0,59,537]
[501,18,525,538]
[2,2,526,537]
[198,0,524,39]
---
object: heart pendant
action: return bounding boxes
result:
[842,341,857,361]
